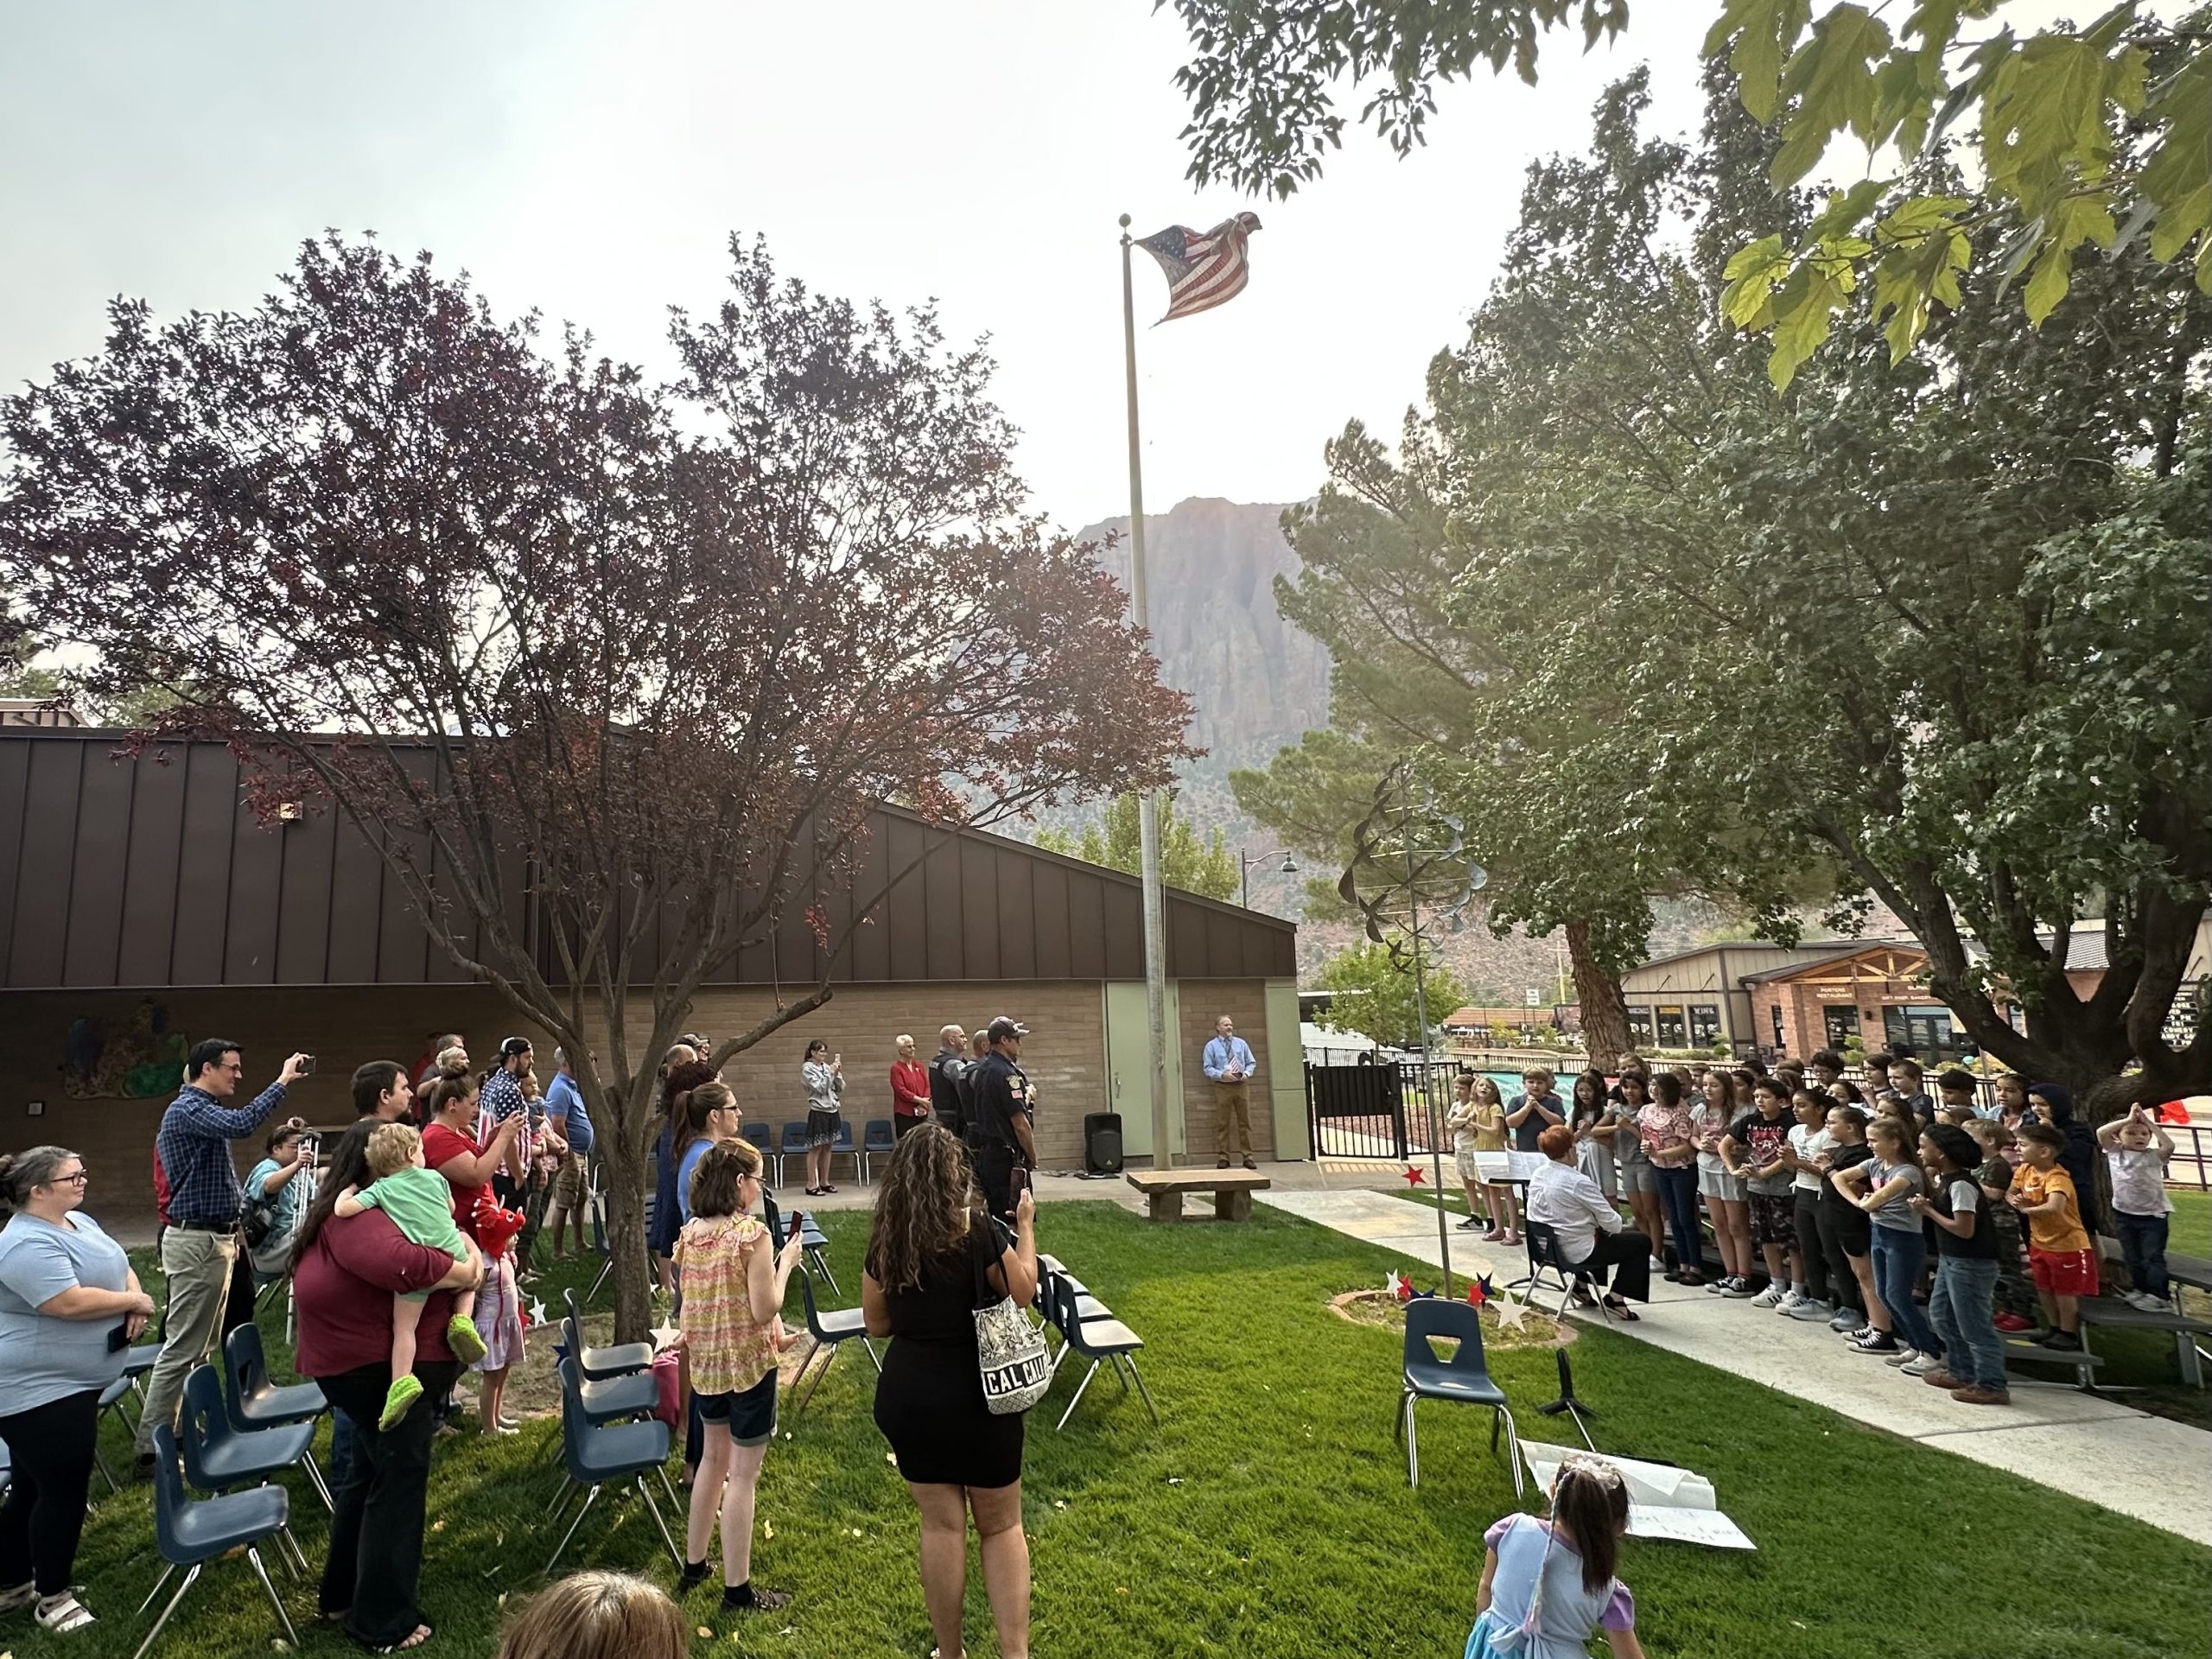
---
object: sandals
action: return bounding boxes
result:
[1603,1295,1641,1322]
[365,1620,434,1652]
[35,1593,98,1633]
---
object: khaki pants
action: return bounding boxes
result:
[1213,1081,1253,1161]
[135,1226,238,1454]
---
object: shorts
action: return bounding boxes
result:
[1696,1154,1745,1202]
[2029,1246,2100,1298]
[1748,1192,1796,1246]
[1454,1147,1484,1185]
[694,1367,779,1446]
[552,1152,587,1211]
[1617,1156,1657,1198]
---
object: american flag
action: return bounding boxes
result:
[1134,213,1262,323]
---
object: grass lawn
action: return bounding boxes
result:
[16,1202,2206,1659]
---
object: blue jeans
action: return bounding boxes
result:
[1871,1228,1938,1353]
[1928,1257,2005,1390]
[1652,1165,1702,1277]
[2115,1210,2170,1300]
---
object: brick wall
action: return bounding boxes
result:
[2,975,1281,1228]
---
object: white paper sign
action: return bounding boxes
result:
[1519,1441,1755,1551]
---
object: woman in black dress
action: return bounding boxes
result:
[862,1123,1038,1659]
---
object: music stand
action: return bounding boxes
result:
[1536,1348,1597,1451]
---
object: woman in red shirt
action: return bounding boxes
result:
[421,1072,526,1436]
[891,1035,932,1142]
[293,1119,480,1653]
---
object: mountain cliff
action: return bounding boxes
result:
[1075,498,1332,775]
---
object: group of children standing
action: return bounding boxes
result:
[1444,1049,2180,1412]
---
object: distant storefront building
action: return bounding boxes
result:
[1618,942,1870,1056]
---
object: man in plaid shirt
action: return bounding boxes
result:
[135,1037,308,1474]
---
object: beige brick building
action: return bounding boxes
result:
[0,730,1303,1229]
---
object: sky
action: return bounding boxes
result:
[0,1,1735,531]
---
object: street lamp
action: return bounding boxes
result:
[1238,847,1300,912]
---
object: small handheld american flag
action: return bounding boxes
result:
[1134,213,1262,323]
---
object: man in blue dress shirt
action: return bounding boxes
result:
[136,1037,307,1474]
[1202,1015,1261,1170]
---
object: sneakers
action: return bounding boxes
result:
[1827,1307,1860,1332]
[1993,1311,2036,1333]
[1851,1329,1900,1353]
[1949,1385,2012,1406]
[2037,1329,2083,1351]
[1719,1276,1757,1299]
[1750,1283,1787,1309]
[1885,1347,1926,1369]
[1704,1276,1728,1294]
[1787,1298,1836,1323]
[1918,1368,1962,1389]
[1455,1216,1483,1230]
[1774,1287,1807,1313]
[2123,1288,2168,1312]
[1838,1324,1872,1343]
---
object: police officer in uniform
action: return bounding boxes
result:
[968,1015,1037,1221]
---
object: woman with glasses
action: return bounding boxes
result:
[0,1147,154,1634]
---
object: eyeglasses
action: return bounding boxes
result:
[48,1171,89,1187]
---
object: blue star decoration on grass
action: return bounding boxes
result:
[1465,1273,1495,1308]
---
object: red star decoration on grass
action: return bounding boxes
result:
[1403,1165,1426,1186]
[1466,1273,1495,1308]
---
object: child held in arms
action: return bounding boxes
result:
[334,1122,493,1426]
[1465,1457,1643,1658]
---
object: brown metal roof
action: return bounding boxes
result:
[0,729,1294,990]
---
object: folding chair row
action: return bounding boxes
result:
[774,1120,882,1185]
[786,1272,882,1421]
[545,1357,683,1577]
[1037,1268,1156,1431]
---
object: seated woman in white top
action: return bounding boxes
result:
[1524,1124,1652,1319]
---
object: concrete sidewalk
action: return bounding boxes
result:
[1262,1185,2212,1548]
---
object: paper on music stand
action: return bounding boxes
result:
[1519,1441,1755,1550]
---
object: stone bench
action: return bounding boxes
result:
[1125,1166,1271,1223]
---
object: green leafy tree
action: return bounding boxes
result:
[1411,81,2212,1110]
[1033,790,1241,901]
[1166,2,2210,384]
[1231,73,1825,1065]
[0,625,60,701]
[1313,939,1469,1050]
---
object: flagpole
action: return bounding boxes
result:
[1120,213,1174,1173]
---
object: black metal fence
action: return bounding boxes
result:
[1305,1056,1459,1161]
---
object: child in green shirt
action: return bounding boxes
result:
[335,1122,489,1427]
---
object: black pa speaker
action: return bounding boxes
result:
[1083,1111,1124,1176]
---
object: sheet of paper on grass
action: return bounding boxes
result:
[1519,1441,1756,1550]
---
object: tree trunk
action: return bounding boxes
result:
[1565,918,1631,1066]
[595,1113,656,1345]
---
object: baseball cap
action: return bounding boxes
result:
[985,1016,1028,1044]
[499,1036,534,1059]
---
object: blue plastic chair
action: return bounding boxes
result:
[177,1364,323,1510]
[1051,1274,1155,1430]
[544,1358,681,1575]
[133,1423,300,1659]
[560,1287,654,1381]
[742,1120,779,1185]
[830,1119,861,1185]
[556,1314,661,1424]
[1396,1298,1522,1493]
[222,1324,328,1432]
[788,1271,880,1419]
[861,1118,896,1182]
[779,1120,810,1173]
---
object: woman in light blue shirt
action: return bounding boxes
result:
[0,1145,156,1633]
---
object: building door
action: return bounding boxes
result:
[1103,981,1185,1162]
[1823,1007,1859,1049]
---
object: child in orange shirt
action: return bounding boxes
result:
[2008,1121,2097,1351]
